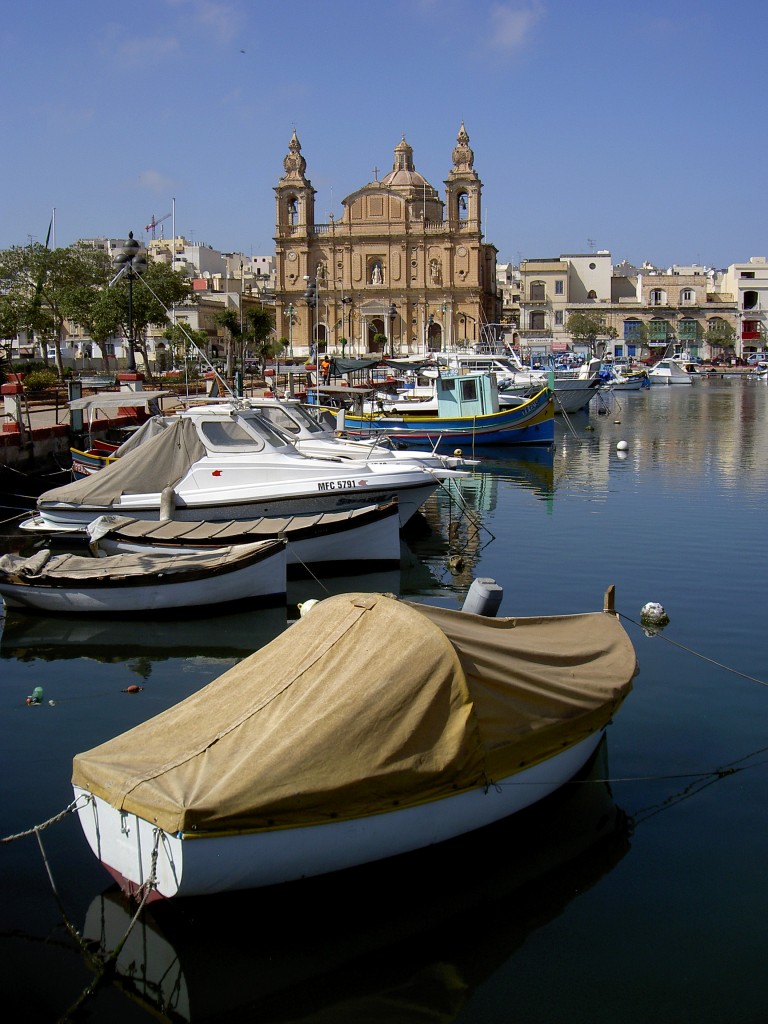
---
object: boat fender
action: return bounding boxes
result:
[298,599,320,617]
[462,578,503,617]
[160,487,177,521]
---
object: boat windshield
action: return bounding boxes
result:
[257,404,325,436]
[198,413,295,452]
[199,418,266,451]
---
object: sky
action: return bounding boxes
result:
[1,0,765,271]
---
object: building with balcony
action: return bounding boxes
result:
[720,257,768,354]
[510,252,741,362]
[273,125,500,356]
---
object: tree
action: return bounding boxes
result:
[107,262,194,380]
[162,322,209,371]
[706,320,736,359]
[0,242,112,377]
[64,269,124,372]
[215,308,242,376]
[244,306,277,374]
[566,310,617,355]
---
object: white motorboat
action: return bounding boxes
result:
[436,352,603,414]
[647,358,695,385]
[35,403,442,530]
[0,539,287,614]
[746,360,768,381]
[72,586,636,899]
[20,500,402,575]
[242,397,478,472]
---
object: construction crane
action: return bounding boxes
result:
[145,212,171,239]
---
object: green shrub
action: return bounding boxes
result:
[24,369,59,392]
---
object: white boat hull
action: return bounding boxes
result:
[21,503,402,575]
[0,543,287,613]
[37,480,437,531]
[73,729,604,899]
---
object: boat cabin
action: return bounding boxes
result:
[435,371,501,416]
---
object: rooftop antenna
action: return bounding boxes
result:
[587,238,596,251]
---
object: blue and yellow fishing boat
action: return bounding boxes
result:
[341,373,554,447]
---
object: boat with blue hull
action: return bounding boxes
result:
[341,374,554,448]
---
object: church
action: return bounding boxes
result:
[274,125,500,357]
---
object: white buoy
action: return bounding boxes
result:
[641,602,669,626]
[617,440,629,451]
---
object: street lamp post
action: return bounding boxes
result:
[285,303,295,357]
[387,302,397,358]
[341,296,353,355]
[113,232,147,372]
[303,278,317,401]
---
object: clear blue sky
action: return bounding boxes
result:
[2,0,764,270]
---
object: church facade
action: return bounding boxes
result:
[273,125,500,357]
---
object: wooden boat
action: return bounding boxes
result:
[69,391,173,477]
[341,374,554,447]
[71,438,120,477]
[36,403,441,531]
[600,366,650,391]
[72,587,636,899]
[79,746,629,1019]
[0,539,287,614]
[20,500,402,576]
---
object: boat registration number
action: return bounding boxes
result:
[317,479,358,491]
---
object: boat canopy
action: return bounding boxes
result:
[72,592,636,835]
[39,419,206,507]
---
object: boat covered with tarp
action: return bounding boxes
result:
[73,589,637,899]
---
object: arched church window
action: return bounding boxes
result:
[287,197,298,226]
[457,192,469,221]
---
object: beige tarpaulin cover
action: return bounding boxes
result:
[72,592,636,835]
[0,542,280,584]
[39,418,205,507]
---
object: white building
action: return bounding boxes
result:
[720,257,768,354]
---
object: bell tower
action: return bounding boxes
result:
[444,122,481,230]
[275,129,315,235]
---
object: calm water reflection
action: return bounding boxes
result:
[1,377,766,1022]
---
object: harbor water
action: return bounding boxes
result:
[1,375,767,1022]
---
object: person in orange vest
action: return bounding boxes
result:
[320,355,331,384]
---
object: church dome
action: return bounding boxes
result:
[380,135,439,197]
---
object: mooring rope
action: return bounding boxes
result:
[620,610,768,689]
[0,508,32,527]
[0,795,88,843]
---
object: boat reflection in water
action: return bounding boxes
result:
[403,447,554,593]
[80,741,631,1022]
[0,570,409,666]
[0,604,289,665]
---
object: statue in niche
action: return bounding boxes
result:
[430,259,441,284]
[371,262,383,284]
[316,260,326,283]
